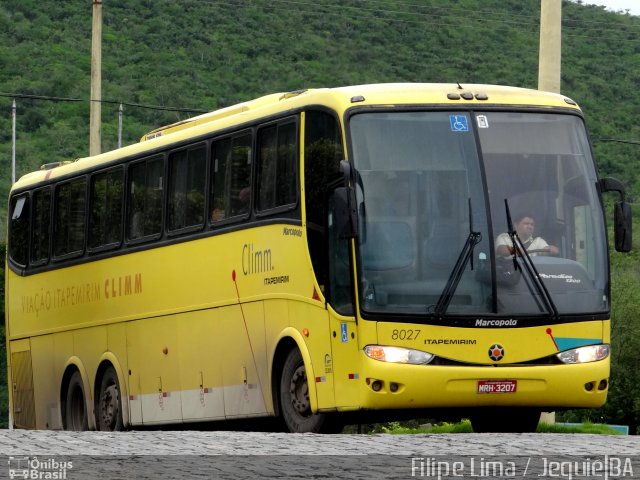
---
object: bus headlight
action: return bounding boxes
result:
[364,345,434,365]
[556,344,610,364]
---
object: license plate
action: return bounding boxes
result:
[477,379,517,394]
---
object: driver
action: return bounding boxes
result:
[495,214,559,257]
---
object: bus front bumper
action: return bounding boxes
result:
[354,355,610,410]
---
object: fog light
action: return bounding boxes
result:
[585,382,594,391]
[371,380,382,392]
[598,379,608,391]
[389,382,399,393]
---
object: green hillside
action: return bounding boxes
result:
[1,0,639,205]
[0,0,639,432]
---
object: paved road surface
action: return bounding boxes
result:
[0,430,638,479]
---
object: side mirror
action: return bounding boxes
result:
[599,177,632,253]
[334,187,358,239]
[340,159,352,188]
[333,160,360,239]
[614,201,632,252]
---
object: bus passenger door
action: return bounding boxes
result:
[327,195,361,409]
[329,310,360,409]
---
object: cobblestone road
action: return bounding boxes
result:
[0,430,638,479]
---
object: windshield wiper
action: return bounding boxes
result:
[503,199,559,321]
[433,199,482,317]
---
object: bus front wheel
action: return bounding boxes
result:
[279,348,342,433]
[97,367,124,431]
[64,371,88,431]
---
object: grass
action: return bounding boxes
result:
[535,422,623,435]
[369,420,623,435]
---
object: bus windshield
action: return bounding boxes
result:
[349,110,608,319]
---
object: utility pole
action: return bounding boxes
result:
[118,103,123,148]
[538,0,562,93]
[12,99,16,185]
[539,2,561,427]
[90,0,102,156]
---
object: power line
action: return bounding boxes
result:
[0,92,81,104]
[595,138,640,146]
[0,92,208,114]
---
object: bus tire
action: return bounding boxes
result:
[279,348,342,433]
[470,408,540,433]
[64,371,88,431]
[96,366,124,431]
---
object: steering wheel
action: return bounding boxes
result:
[527,248,558,256]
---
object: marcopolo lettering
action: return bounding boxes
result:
[475,319,519,327]
[283,227,302,237]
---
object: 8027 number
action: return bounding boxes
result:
[391,329,421,341]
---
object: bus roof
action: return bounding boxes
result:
[12,83,580,191]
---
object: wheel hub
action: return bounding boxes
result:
[289,365,310,416]
[100,384,119,429]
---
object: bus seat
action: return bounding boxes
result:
[422,219,465,277]
[362,217,416,280]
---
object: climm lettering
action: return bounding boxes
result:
[242,243,274,275]
[104,273,143,299]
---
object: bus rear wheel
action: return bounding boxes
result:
[279,348,342,433]
[64,371,88,431]
[470,408,540,433]
[97,367,124,431]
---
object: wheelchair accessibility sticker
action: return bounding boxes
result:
[341,323,349,343]
[449,115,469,132]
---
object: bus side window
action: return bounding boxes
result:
[303,109,345,307]
[230,134,252,217]
[9,193,30,267]
[168,145,206,232]
[89,168,123,250]
[256,120,297,212]
[210,138,231,222]
[127,157,164,241]
[31,187,52,265]
[210,133,252,223]
[53,178,86,258]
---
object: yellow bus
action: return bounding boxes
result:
[5,83,632,433]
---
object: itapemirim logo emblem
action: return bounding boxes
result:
[488,343,505,361]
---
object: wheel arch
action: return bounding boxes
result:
[270,328,319,417]
[59,357,95,430]
[93,353,130,429]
